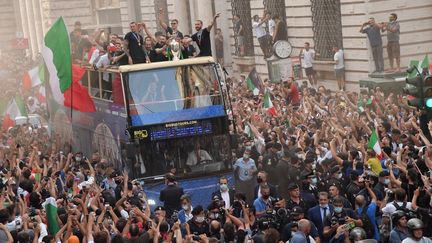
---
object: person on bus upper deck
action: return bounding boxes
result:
[189,13,221,57]
[158,8,183,39]
[124,21,146,64]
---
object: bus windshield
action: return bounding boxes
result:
[125,64,225,126]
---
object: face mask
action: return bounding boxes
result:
[220,184,228,192]
[245,146,252,150]
[311,178,318,185]
[195,216,205,223]
[320,204,328,209]
[211,213,219,219]
[182,204,189,211]
[257,177,263,184]
[383,178,390,185]
[243,154,249,159]
[336,172,343,179]
[334,207,343,214]
[75,157,82,162]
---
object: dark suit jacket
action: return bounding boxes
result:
[254,183,279,199]
[159,184,184,215]
[211,189,235,206]
[307,205,334,242]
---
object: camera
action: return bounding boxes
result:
[192,235,201,241]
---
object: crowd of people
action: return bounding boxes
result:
[0,6,428,243]
[0,66,431,243]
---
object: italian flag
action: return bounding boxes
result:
[41,17,95,112]
[37,86,46,103]
[264,89,277,116]
[42,197,60,235]
[246,68,262,96]
[2,96,27,130]
[23,65,45,90]
[368,128,382,159]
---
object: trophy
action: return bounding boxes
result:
[169,39,181,61]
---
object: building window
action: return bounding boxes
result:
[263,0,288,40]
[92,0,122,34]
[231,0,254,56]
[310,0,343,60]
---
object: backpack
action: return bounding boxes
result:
[393,201,417,218]
[358,205,375,239]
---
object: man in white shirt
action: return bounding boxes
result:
[382,188,412,215]
[300,42,317,87]
[266,12,276,38]
[186,143,213,166]
[332,45,345,91]
[95,46,112,99]
[252,14,271,58]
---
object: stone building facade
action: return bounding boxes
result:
[1,0,431,90]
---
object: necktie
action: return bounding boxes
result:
[323,207,327,223]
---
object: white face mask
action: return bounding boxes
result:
[243,154,249,159]
[195,216,205,223]
[182,204,189,211]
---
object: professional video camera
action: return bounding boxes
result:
[256,197,290,231]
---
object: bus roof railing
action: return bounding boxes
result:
[78,56,216,74]
[118,56,216,73]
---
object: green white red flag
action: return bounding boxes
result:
[41,17,95,112]
[2,96,27,130]
[23,65,45,90]
[264,89,277,116]
[368,128,382,160]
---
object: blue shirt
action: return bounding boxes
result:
[357,201,380,241]
[390,228,408,243]
[233,158,256,181]
[361,26,383,47]
[253,197,271,213]
[290,231,308,243]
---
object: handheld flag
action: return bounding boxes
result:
[368,128,382,160]
[264,89,277,116]
[246,68,263,96]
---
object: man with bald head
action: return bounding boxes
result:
[355,179,379,241]
[290,219,311,243]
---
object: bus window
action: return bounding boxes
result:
[125,64,225,126]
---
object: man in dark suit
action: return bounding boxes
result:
[159,173,184,216]
[211,176,235,208]
[254,171,279,200]
[307,191,334,243]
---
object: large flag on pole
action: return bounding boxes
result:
[41,17,95,112]
[368,128,382,160]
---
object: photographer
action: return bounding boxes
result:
[186,205,210,236]
[355,178,379,241]
[253,185,273,217]
[382,188,413,216]
[323,196,361,240]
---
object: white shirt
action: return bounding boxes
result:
[402,237,432,243]
[89,49,100,65]
[185,207,194,222]
[382,201,413,215]
[334,49,344,69]
[252,20,267,38]
[186,149,213,166]
[96,53,110,81]
[268,19,276,37]
[221,190,231,209]
[303,49,315,68]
